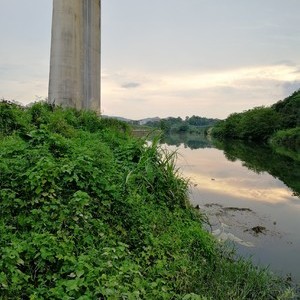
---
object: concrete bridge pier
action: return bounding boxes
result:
[48,0,101,113]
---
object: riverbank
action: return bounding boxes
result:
[211,90,300,159]
[0,101,297,299]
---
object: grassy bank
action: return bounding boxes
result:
[0,101,296,299]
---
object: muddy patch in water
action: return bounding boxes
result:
[196,203,282,247]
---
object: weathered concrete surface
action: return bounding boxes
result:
[48,0,101,113]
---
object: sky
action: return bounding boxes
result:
[0,0,300,120]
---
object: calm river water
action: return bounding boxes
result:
[161,133,300,283]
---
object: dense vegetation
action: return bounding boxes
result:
[0,101,296,299]
[146,116,219,134]
[211,90,300,152]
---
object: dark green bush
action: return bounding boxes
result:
[271,127,300,152]
[212,90,300,149]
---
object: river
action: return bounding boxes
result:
[161,133,300,283]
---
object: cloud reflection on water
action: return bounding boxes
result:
[185,171,296,205]
[173,146,299,206]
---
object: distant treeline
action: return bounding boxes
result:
[212,90,300,153]
[146,115,219,134]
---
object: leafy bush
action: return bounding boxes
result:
[271,127,300,149]
[272,89,300,128]
[0,101,295,299]
[212,107,282,141]
[212,90,300,147]
[146,116,219,135]
[0,100,30,137]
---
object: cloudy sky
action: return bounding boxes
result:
[0,0,300,119]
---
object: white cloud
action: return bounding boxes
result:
[101,64,300,119]
[1,1,299,119]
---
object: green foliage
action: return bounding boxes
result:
[0,100,295,299]
[212,90,300,152]
[0,100,31,137]
[146,116,219,134]
[212,113,241,139]
[271,127,300,150]
[238,107,282,140]
[270,127,300,160]
[272,89,300,128]
[212,107,282,141]
[186,115,218,127]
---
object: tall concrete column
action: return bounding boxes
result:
[48,0,101,113]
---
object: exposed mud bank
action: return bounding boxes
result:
[195,203,283,247]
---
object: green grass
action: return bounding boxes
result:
[0,100,296,299]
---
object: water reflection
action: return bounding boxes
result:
[161,132,213,149]
[188,172,296,204]
[162,133,300,198]
[161,133,300,282]
[213,139,300,198]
